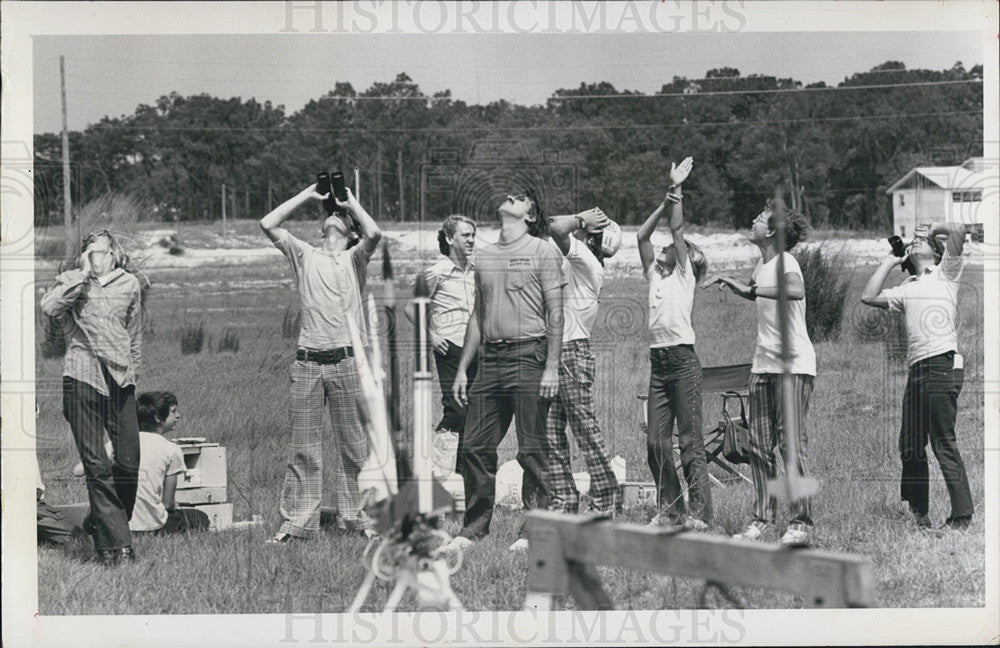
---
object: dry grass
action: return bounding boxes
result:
[34,253,986,613]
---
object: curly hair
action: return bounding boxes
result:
[524,189,549,239]
[764,199,810,251]
[437,214,477,256]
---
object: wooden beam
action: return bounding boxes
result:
[525,511,874,609]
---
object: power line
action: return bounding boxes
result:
[92,109,981,134]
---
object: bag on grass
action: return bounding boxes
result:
[721,391,752,465]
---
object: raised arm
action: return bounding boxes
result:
[39,269,87,318]
[928,221,966,257]
[335,187,382,254]
[861,256,903,309]
[259,184,325,243]
[549,208,609,256]
[638,157,692,274]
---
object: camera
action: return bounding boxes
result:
[887,235,916,276]
[420,140,577,221]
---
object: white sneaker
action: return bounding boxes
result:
[447,536,474,552]
[733,521,768,542]
[780,523,811,546]
[682,516,710,533]
[508,538,529,553]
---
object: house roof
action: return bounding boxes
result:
[885,158,987,194]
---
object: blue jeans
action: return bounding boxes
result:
[63,374,139,551]
[646,345,712,523]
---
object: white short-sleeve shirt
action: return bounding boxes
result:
[751,252,816,376]
[554,237,604,342]
[648,256,696,348]
[881,251,964,366]
[107,432,187,532]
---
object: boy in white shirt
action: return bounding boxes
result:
[637,157,713,531]
[710,202,816,545]
[861,222,972,530]
[544,207,622,515]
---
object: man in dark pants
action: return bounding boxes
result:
[41,230,143,565]
[861,221,973,531]
[450,193,565,552]
[422,214,479,473]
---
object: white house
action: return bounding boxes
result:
[886,157,989,239]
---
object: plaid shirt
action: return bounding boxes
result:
[40,267,142,396]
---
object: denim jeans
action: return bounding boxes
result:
[646,345,712,523]
[900,351,973,520]
[63,374,139,551]
[434,341,478,435]
[457,337,551,539]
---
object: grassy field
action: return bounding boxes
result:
[33,235,986,613]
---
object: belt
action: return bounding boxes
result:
[297,347,354,364]
[650,344,694,359]
[484,337,543,350]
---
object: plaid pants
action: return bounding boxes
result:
[279,358,368,538]
[747,372,814,525]
[545,340,618,512]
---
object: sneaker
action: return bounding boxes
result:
[265,531,305,544]
[733,521,768,542]
[682,517,710,533]
[446,536,474,552]
[508,538,529,553]
[780,523,812,547]
[97,546,136,566]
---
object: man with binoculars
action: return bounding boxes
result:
[861,222,973,532]
[259,178,382,543]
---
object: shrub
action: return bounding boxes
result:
[180,322,205,355]
[794,246,851,343]
[217,328,240,353]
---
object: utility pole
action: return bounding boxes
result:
[221,183,227,236]
[60,55,73,258]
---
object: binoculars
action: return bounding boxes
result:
[887,235,917,276]
[316,171,349,218]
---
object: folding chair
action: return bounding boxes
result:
[637,362,752,488]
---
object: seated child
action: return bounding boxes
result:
[74,391,209,534]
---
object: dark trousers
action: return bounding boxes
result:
[900,351,973,520]
[63,374,140,551]
[158,508,211,534]
[646,345,713,523]
[37,501,88,545]
[434,341,478,435]
[457,338,551,539]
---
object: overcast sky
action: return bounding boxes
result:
[34,31,983,133]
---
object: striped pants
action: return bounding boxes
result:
[545,340,619,513]
[279,358,369,538]
[747,372,814,526]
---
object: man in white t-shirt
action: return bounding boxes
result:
[637,157,713,531]
[543,207,622,515]
[260,181,382,543]
[861,222,973,531]
[710,202,816,546]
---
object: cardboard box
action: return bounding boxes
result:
[176,441,227,503]
[618,481,658,510]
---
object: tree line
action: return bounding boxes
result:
[33,61,983,230]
